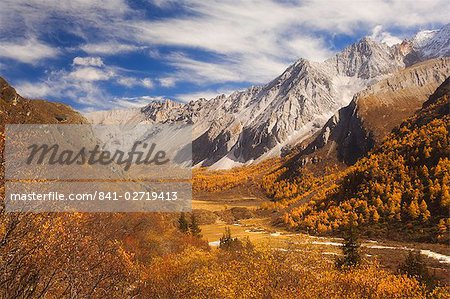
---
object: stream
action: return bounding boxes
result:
[208,225,450,265]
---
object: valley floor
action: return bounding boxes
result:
[193,195,450,285]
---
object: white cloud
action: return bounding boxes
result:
[15,81,53,99]
[116,76,154,89]
[69,67,114,81]
[80,42,143,55]
[15,63,155,110]
[149,0,175,8]
[141,78,154,89]
[166,53,239,83]
[369,25,403,46]
[0,0,129,31]
[0,38,58,64]
[131,1,314,61]
[164,51,289,85]
[128,0,449,85]
[2,0,449,74]
[131,1,449,54]
[15,72,108,109]
[293,0,449,33]
[73,56,104,67]
[158,77,176,88]
[286,36,333,62]
[116,77,139,87]
[148,49,162,59]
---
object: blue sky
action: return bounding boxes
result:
[0,0,448,112]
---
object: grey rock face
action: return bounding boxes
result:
[327,37,405,79]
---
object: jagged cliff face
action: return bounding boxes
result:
[297,58,450,166]
[86,24,450,169]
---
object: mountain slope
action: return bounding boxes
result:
[283,78,450,242]
[191,57,367,168]
[0,77,86,126]
[295,58,450,167]
[0,76,88,203]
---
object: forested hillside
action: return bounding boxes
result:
[279,78,449,242]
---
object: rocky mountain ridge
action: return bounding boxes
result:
[86,24,450,169]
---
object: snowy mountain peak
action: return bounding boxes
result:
[86,24,450,169]
[411,23,450,59]
[412,29,438,48]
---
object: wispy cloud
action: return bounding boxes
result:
[117,77,154,89]
[15,70,108,108]
[166,53,242,84]
[15,59,156,110]
[80,42,144,55]
[73,56,104,67]
[69,67,114,81]
[111,96,167,109]
[158,77,177,88]
[0,38,58,64]
[128,0,449,85]
[15,81,54,99]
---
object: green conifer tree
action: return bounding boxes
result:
[335,228,361,269]
[189,214,202,238]
[178,212,189,234]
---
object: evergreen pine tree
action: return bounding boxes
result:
[178,212,189,234]
[335,228,361,269]
[189,214,202,238]
[399,251,434,287]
